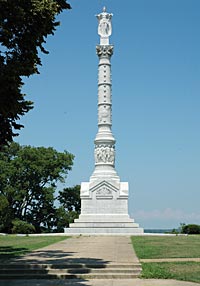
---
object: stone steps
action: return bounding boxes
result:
[74,215,135,223]
[0,263,142,269]
[0,263,142,280]
[69,222,140,228]
[0,274,140,279]
[65,227,144,234]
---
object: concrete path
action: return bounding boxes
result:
[16,235,140,264]
[0,278,199,286]
[0,236,199,286]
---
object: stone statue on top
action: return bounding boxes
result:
[96,7,113,45]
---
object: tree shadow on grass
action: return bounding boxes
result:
[0,246,30,261]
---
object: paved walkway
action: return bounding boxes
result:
[16,235,140,264]
[0,236,199,286]
[0,278,199,286]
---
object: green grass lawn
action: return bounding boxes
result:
[132,236,200,283]
[142,262,200,284]
[0,235,69,262]
[132,235,200,259]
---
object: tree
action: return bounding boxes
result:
[54,206,79,232]
[0,194,9,232]
[181,224,200,235]
[56,185,81,231]
[58,185,81,213]
[0,142,74,233]
[0,0,71,147]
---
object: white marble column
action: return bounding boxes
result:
[90,8,119,182]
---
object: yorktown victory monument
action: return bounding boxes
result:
[65,8,143,235]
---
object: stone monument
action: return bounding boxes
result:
[64,7,143,235]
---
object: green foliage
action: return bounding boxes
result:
[66,210,79,225]
[54,206,68,232]
[55,207,79,232]
[0,195,9,232]
[0,0,71,146]
[58,185,81,212]
[132,236,200,259]
[181,224,200,234]
[0,142,74,233]
[170,228,179,235]
[11,219,36,234]
[179,222,186,233]
[142,262,200,284]
[55,186,80,231]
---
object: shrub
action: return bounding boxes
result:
[12,219,36,234]
[171,228,179,235]
[181,224,200,234]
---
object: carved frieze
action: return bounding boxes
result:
[95,144,115,165]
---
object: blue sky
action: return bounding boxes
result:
[17,0,200,229]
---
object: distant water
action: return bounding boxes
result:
[144,229,173,234]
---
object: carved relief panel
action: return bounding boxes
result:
[98,105,111,125]
[95,144,115,165]
[96,186,112,196]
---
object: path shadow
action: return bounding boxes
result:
[18,252,109,265]
[0,248,110,286]
[0,279,89,286]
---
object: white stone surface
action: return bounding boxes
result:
[64,227,144,234]
[74,214,135,223]
[65,8,143,235]
[69,223,139,228]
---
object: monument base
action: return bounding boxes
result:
[64,180,143,235]
[64,228,143,235]
[64,214,143,235]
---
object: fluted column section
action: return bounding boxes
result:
[90,45,119,181]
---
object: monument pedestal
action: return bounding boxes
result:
[64,180,143,235]
[64,8,143,235]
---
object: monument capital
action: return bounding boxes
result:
[96,45,114,57]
